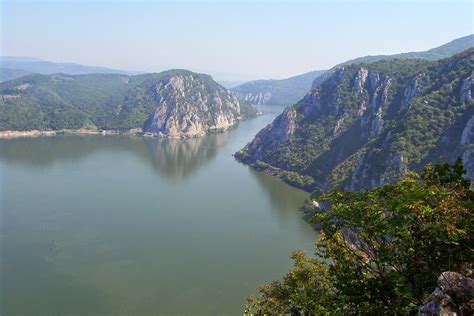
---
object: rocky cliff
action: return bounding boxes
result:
[236,49,474,192]
[0,70,257,137]
[141,71,253,137]
[419,271,474,316]
[231,70,325,106]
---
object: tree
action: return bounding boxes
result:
[246,159,474,315]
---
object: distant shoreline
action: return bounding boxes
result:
[0,128,141,139]
[0,125,241,139]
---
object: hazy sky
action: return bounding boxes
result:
[1,0,473,80]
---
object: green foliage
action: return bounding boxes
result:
[246,161,474,315]
[340,34,474,65]
[0,74,127,130]
[281,171,315,190]
[0,71,257,132]
[245,251,336,315]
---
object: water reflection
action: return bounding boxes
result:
[0,133,229,180]
[142,132,229,180]
[248,167,316,239]
[0,104,284,181]
[250,169,308,215]
[0,136,101,166]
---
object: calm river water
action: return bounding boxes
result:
[0,105,316,315]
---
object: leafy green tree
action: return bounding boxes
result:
[246,159,473,315]
[245,251,335,315]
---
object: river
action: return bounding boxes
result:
[0,105,316,315]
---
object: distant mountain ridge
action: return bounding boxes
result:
[231,70,326,106]
[0,68,32,83]
[232,35,474,108]
[311,34,474,89]
[0,56,132,83]
[343,34,474,65]
[236,49,474,192]
[0,69,257,138]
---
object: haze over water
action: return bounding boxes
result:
[0,105,316,315]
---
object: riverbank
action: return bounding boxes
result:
[234,149,316,193]
[0,129,130,139]
[0,127,229,139]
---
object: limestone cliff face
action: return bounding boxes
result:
[460,70,473,103]
[231,70,325,106]
[419,271,474,316]
[143,71,250,138]
[244,107,296,161]
[235,91,272,106]
[237,49,474,192]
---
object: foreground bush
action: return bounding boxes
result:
[245,159,473,315]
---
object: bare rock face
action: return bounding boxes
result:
[237,91,272,105]
[462,150,474,179]
[460,71,474,103]
[353,67,368,93]
[365,77,391,138]
[419,272,474,316]
[402,77,420,106]
[460,116,474,146]
[231,70,326,106]
[242,107,297,161]
[143,71,255,138]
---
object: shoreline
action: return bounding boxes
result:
[0,125,240,140]
[233,150,316,193]
[0,128,140,139]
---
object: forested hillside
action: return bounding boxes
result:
[0,70,257,137]
[236,49,474,192]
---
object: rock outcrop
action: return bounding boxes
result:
[461,116,474,146]
[239,107,296,161]
[460,71,474,103]
[402,77,420,106]
[231,70,325,106]
[353,67,368,93]
[236,91,272,105]
[143,72,249,137]
[419,271,474,316]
